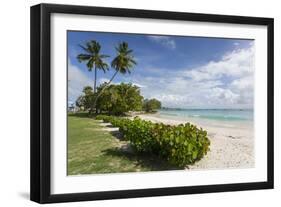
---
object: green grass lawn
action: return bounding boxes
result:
[67,113,181,175]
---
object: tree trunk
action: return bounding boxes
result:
[93,70,119,112]
[94,66,98,113]
[94,66,97,93]
[88,108,92,115]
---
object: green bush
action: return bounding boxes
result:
[143,98,161,112]
[121,117,159,153]
[152,122,210,167]
[96,115,108,120]
[96,115,210,167]
[96,115,115,123]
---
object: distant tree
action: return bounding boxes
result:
[75,86,96,114]
[96,83,143,115]
[77,40,109,93]
[75,95,84,111]
[143,98,162,113]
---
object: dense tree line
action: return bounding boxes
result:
[76,83,161,115]
[96,83,143,115]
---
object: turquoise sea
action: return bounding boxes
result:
[159,108,254,122]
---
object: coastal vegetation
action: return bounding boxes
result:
[96,115,211,167]
[76,83,145,115]
[96,83,143,115]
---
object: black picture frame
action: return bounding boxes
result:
[30,3,274,204]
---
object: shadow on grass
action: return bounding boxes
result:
[68,112,124,119]
[104,125,182,171]
[68,112,95,118]
[102,147,183,172]
[109,131,124,140]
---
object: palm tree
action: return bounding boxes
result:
[109,42,137,82]
[93,42,137,109]
[77,40,109,93]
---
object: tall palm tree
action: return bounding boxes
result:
[77,40,109,93]
[109,42,137,82]
[94,42,137,108]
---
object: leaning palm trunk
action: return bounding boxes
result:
[94,66,97,93]
[94,67,97,113]
[93,69,119,112]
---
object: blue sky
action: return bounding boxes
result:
[68,31,254,109]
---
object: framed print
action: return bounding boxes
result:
[30,3,274,203]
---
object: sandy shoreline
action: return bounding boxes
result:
[135,113,255,170]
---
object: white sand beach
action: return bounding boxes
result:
[135,113,255,170]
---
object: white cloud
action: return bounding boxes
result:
[98,78,110,85]
[68,61,93,102]
[231,76,253,90]
[147,35,176,49]
[184,47,254,81]
[130,45,254,109]
[207,87,239,105]
[132,83,146,88]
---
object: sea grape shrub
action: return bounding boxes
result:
[122,117,160,153]
[110,117,131,135]
[96,115,130,134]
[152,123,210,167]
[95,115,210,167]
[96,115,114,123]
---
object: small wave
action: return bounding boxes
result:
[160,112,178,116]
[159,109,253,121]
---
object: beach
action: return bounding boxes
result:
[135,112,255,170]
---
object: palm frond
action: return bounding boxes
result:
[111,42,137,74]
[77,54,91,62]
[86,59,94,71]
[78,44,91,54]
[77,40,109,72]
